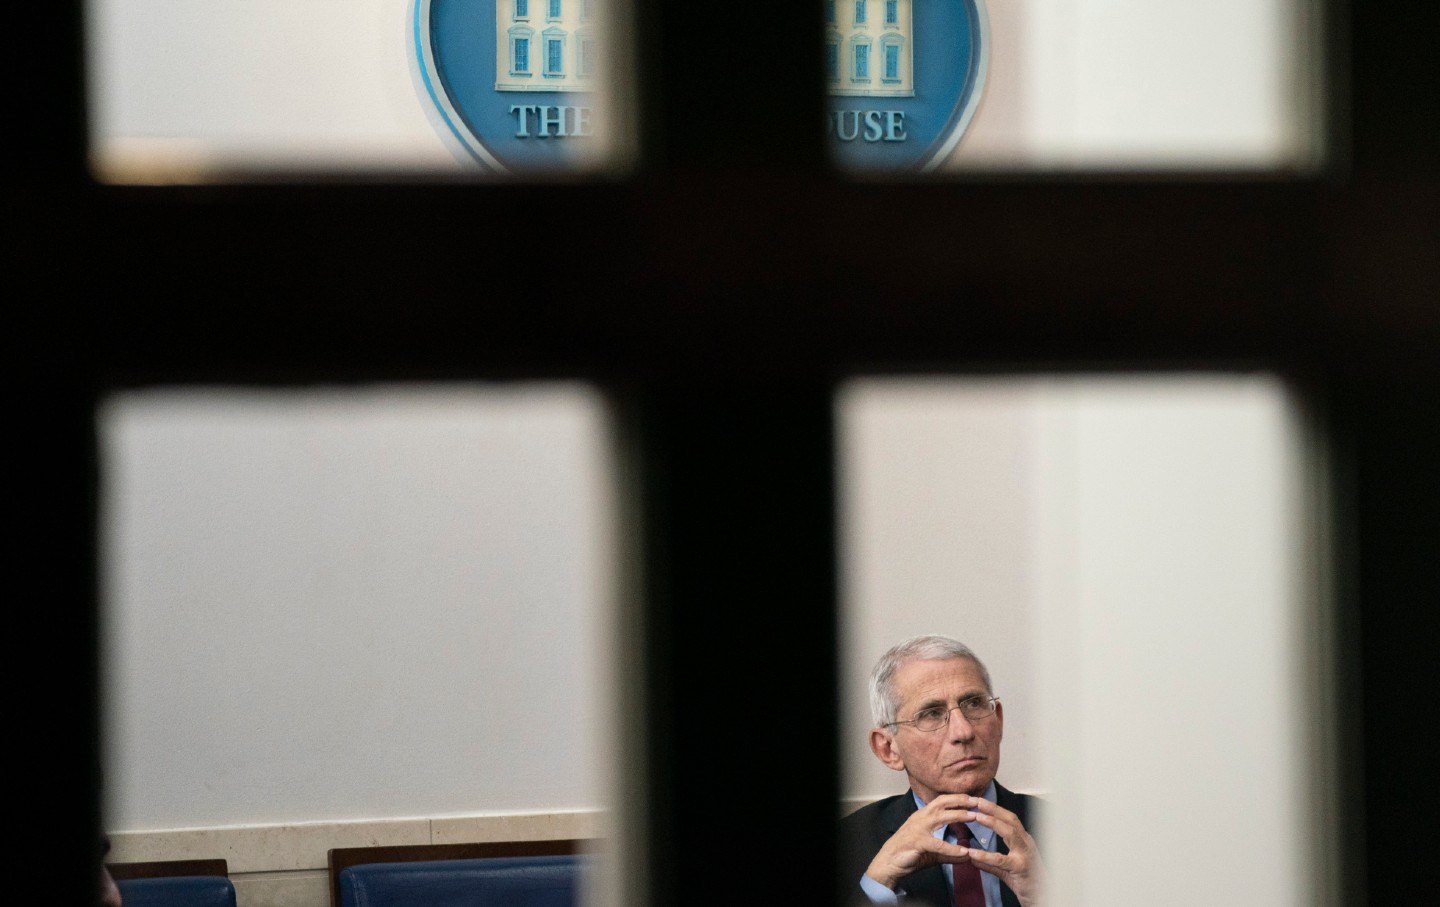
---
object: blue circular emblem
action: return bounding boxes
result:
[415,0,987,174]
[415,0,607,173]
[825,0,989,172]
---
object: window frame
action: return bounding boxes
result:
[542,27,567,77]
[21,3,1438,906]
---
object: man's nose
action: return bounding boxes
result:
[947,706,978,740]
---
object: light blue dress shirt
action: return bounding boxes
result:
[859,780,1003,907]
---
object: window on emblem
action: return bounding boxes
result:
[827,41,840,82]
[579,34,595,78]
[509,26,535,77]
[885,0,897,26]
[855,1,867,26]
[516,0,529,20]
[853,41,870,81]
[546,36,565,76]
[883,42,900,81]
[826,0,836,24]
[548,0,561,20]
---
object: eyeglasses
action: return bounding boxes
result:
[888,696,999,732]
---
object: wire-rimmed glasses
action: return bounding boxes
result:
[887,696,999,732]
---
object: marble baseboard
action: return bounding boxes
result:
[231,871,328,907]
[109,810,604,907]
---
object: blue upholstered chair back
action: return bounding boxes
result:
[115,875,238,907]
[338,854,585,907]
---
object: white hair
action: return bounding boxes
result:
[868,634,993,727]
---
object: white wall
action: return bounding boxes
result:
[84,0,1316,179]
[84,0,459,177]
[1029,377,1318,907]
[959,0,1317,168]
[100,384,619,830]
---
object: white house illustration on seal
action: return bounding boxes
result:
[827,0,913,97]
[495,0,596,92]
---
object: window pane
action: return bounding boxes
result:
[84,0,635,182]
[99,384,636,907]
[826,0,1322,175]
[838,375,1338,906]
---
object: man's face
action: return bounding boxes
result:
[869,656,1004,802]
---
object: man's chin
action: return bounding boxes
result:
[912,763,996,801]
[946,764,993,797]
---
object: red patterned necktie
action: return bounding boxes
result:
[949,823,987,907]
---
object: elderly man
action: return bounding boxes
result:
[840,635,1043,907]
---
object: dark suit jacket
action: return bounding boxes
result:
[838,782,1038,907]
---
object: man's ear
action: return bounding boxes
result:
[869,726,907,771]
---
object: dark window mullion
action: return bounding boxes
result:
[629,383,839,907]
[635,0,827,170]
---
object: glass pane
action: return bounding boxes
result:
[99,384,636,907]
[827,0,1323,174]
[838,375,1338,906]
[84,0,635,182]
